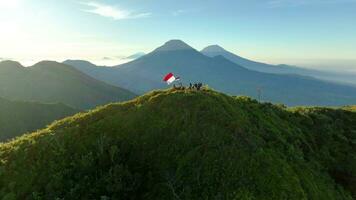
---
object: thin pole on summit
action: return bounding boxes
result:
[257,87,262,102]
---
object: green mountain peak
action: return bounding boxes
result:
[1,89,355,199]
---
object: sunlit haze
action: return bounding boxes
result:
[1,0,356,71]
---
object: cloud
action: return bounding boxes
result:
[268,0,356,7]
[81,1,151,20]
[101,57,112,60]
[172,9,186,16]
[171,8,200,16]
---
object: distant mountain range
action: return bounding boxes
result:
[0,60,136,109]
[0,97,79,141]
[201,45,356,85]
[64,40,356,106]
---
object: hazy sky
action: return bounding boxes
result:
[0,0,355,70]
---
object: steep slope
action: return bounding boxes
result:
[65,40,356,106]
[0,97,79,142]
[202,45,288,73]
[201,45,356,85]
[0,89,355,199]
[0,60,136,109]
[125,52,146,60]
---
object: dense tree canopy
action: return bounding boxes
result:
[0,89,355,199]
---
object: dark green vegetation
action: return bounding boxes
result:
[0,89,355,199]
[0,60,136,110]
[0,97,80,142]
[64,40,356,106]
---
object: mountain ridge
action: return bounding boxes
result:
[201,45,227,52]
[125,52,146,60]
[64,40,356,106]
[201,45,292,73]
[201,45,356,85]
[0,60,136,109]
[153,39,195,52]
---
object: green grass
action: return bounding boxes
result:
[0,89,355,199]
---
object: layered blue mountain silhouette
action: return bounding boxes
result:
[64,40,356,106]
[0,60,136,109]
[201,45,356,85]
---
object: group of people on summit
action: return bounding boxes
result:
[173,82,203,90]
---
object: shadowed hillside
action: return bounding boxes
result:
[0,97,80,142]
[0,89,355,199]
[0,60,136,109]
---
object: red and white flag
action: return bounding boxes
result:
[163,73,180,85]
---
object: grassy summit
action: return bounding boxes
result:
[0,89,355,199]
